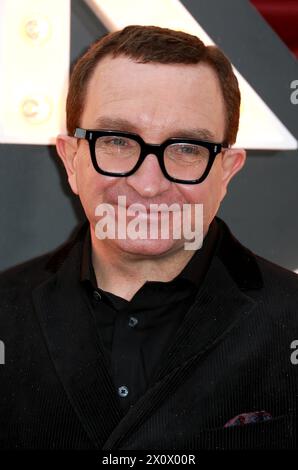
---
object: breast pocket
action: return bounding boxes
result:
[183,414,295,450]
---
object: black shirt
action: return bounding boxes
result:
[80,218,220,413]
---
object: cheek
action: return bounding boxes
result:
[177,170,223,225]
[75,154,117,211]
[177,178,220,205]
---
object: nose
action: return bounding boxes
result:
[126,153,171,197]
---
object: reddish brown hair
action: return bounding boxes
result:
[66,25,240,145]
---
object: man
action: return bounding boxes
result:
[0,25,297,450]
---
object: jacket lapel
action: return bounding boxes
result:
[102,259,259,449]
[32,217,263,450]
[101,218,264,449]
[32,222,124,449]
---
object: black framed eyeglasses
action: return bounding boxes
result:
[74,127,225,184]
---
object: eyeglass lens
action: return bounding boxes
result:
[94,135,210,180]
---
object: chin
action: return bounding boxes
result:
[110,237,183,257]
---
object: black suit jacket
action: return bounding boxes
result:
[0,216,298,450]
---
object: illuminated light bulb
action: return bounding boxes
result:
[21,97,52,124]
[23,17,51,43]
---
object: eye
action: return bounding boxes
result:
[104,137,129,147]
[96,136,137,151]
[167,143,209,159]
[178,145,200,155]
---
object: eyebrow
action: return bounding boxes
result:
[93,116,218,142]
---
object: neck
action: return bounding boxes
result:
[89,227,208,301]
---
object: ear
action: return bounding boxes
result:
[56,134,79,195]
[220,147,246,200]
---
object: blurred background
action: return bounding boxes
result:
[250,0,298,58]
[0,0,297,272]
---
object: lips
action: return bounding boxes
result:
[115,202,181,212]
[117,206,180,215]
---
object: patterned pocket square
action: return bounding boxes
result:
[224,411,272,428]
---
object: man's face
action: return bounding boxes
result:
[57,55,245,257]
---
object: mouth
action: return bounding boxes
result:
[115,206,181,217]
[115,202,181,211]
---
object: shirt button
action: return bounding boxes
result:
[128,316,138,328]
[118,385,129,398]
[93,290,102,301]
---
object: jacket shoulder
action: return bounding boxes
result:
[254,253,298,293]
[0,220,88,291]
[216,216,298,294]
[0,250,55,291]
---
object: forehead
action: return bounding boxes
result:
[81,55,226,140]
